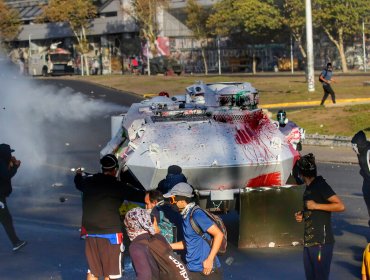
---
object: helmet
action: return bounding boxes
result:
[277,110,288,125]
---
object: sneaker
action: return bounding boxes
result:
[13,240,27,252]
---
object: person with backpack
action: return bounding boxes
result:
[164,182,224,279]
[319,62,336,106]
[124,207,189,280]
[145,190,184,243]
[124,207,160,280]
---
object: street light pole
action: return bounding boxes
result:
[363,20,367,72]
[147,43,151,76]
[290,35,294,74]
[217,36,221,75]
[305,0,315,92]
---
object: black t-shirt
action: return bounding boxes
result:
[303,176,336,247]
[74,172,145,234]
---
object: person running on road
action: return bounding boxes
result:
[294,153,345,280]
[319,63,336,106]
[0,143,27,252]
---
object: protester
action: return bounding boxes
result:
[276,109,305,151]
[319,62,336,105]
[157,165,187,194]
[0,143,27,252]
[294,153,345,280]
[93,59,100,75]
[166,182,224,279]
[74,154,144,280]
[276,109,305,184]
[124,207,160,280]
[362,243,370,280]
[145,189,184,243]
[351,130,370,226]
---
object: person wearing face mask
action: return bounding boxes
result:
[294,153,345,280]
[319,62,336,106]
[276,110,305,151]
[351,131,370,225]
[145,190,183,244]
[165,183,224,279]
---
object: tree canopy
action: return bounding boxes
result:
[127,0,169,56]
[280,0,306,59]
[313,0,370,72]
[38,0,97,74]
[39,0,96,32]
[185,0,212,74]
[208,0,282,37]
[0,0,21,43]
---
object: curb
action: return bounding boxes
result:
[262,98,370,109]
[303,134,352,147]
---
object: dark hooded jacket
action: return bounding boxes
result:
[0,145,18,198]
[351,131,370,181]
[157,165,187,194]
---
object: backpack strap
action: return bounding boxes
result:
[322,69,327,80]
[189,206,211,246]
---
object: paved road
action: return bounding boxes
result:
[0,77,368,280]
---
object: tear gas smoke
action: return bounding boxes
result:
[0,57,126,187]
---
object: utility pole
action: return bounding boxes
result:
[290,35,294,74]
[363,20,367,72]
[147,43,151,76]
[305,0,315,92]
[218,36,221,75]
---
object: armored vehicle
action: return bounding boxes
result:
[102,81,305,247]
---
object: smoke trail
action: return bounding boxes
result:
[0,57,126,186]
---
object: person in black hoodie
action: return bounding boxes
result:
[157,165,187,195]
[0,143,27,252]
[74,154,145,280]
[294,153,345,280]
[351,130,370,225]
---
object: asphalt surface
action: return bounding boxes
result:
[0,77,368,280]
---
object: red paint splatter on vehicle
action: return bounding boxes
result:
[289,144,300,168]
[246,172,281,188]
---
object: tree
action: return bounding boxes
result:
[185,0,212,75]
[208,0,282,73]
[313,0,370,72]
[38,0,97,75]
[280,0,307,60]
[126,0,169,57]
[0,0,21,49]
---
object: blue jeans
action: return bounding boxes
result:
[303,244,334,280]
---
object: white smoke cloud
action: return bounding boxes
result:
[0,57,126,186]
